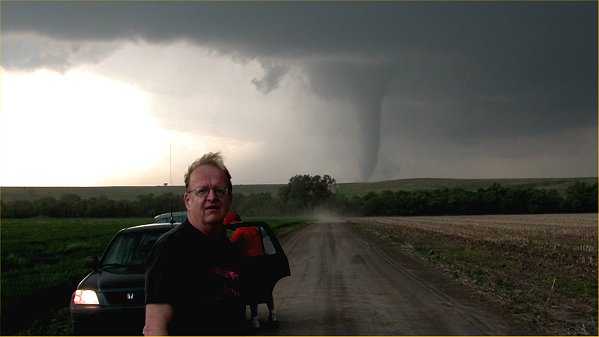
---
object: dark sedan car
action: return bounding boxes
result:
[70,221,290,335]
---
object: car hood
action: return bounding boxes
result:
[79,268,145,293]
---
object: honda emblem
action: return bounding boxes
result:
[126,293,135,300]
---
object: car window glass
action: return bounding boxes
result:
[155,212,187,223]
[102,231,162,265]
[259,226,276,256]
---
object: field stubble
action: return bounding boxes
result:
[352,213,598,335]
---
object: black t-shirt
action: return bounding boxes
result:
[145,220,245,335]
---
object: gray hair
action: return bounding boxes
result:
[184,152,232,193]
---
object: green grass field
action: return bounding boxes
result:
[1,216,308,335]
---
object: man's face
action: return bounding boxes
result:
[184,164,232,235]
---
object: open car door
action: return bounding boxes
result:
[226,222,291,303]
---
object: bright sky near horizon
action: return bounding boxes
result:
[1,2,597,187]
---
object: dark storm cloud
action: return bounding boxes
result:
[251,61,290,94]
[2,1,596,180]
[4,2,595,58]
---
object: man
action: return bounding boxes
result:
[144,152,245,335]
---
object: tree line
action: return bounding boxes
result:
[1,176,596,219]
[341,182,597,216]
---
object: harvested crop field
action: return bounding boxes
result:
[351,213,598,335]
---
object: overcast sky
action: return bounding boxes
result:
[1,1,597,186]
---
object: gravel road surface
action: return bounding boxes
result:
[256,222,526,335]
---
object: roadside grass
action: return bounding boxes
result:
[554,274,597,299]
[412,240,519,285]
[16,308,74,336]
[1,216,308,335]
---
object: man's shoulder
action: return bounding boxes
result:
[155,220,196,245]
[149,222,199,261]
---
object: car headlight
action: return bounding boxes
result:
[72,289,100,305]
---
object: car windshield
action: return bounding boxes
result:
[101,231,165,269]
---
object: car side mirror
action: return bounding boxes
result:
[84,256,99,269]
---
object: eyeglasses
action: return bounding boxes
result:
[187,186,230,198]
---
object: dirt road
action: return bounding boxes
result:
[259,222,527,335]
